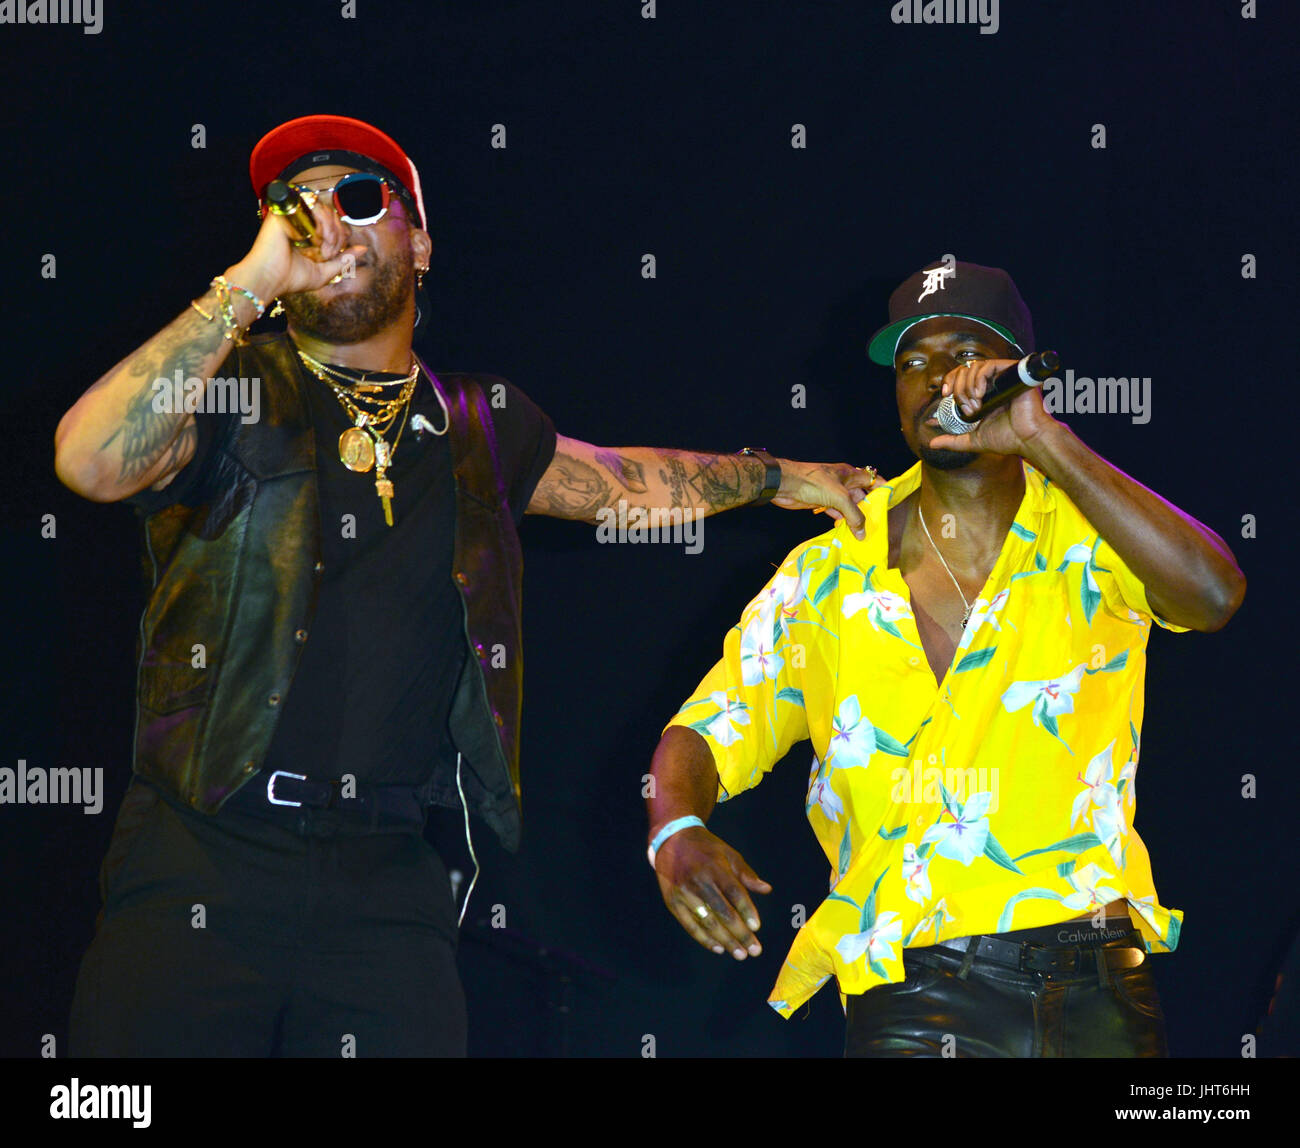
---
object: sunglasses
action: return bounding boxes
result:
[261,171,398,227]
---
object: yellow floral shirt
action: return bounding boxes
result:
[665,460,1187,1018]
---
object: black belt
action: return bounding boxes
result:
[927,929,1147,975]
[241,769,435,828]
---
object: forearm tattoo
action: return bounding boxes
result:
[594,448,648,493]
[533,444,766,520]
[97,304,227,482]
[653,450,763,511]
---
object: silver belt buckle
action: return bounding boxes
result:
[266,769,307,807]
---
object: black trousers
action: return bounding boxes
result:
[845,922,1169,1058]
[69,776,466,1057]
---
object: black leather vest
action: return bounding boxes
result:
[131,334,527,850]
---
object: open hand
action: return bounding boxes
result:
[653,826,772,960]
[771,461,886,540]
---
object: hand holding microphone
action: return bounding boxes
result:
[928,350,1064,460]
[227,180,367,305]
[265,180,323,248]
[935,351,1059,433]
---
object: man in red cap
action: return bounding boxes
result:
[52,115,879,1057]
[646,259,1246,1057]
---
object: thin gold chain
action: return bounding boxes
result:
[297,350,418,442]
[917,503,972,626]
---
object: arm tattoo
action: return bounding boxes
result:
[531,444,766,519]
[654,451,763,511]
[97,304,227,482]
[530,447,616,520]
[593,448,648,493]
[149,421,199,490]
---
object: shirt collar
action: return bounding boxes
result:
[853,459,1056,566]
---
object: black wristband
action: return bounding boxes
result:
[739,447,782,506]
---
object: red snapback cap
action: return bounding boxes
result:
[249,114,427,229]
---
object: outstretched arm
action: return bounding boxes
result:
[526,435,879,538]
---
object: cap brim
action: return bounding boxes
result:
[249,114,426,229]
[867,314,1022,366]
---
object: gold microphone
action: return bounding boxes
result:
[265,179,321,248]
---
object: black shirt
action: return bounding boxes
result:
[131,348,557,787]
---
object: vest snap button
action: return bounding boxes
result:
[493,711,504,727]
[474,642,484,655]
[314,561,324,574]
[243,761,257,774]
[268,693,281,706]
[455,571,468,585]
[294,629,308,643]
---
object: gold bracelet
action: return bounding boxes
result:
[209,278,248,346]
[212,274,267,318]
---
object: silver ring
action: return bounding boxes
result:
[695,905,710,919]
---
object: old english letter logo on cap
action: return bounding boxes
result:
[917,265,956,302]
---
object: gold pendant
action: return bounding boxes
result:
[339,427,375,473]
[376,474,395,527]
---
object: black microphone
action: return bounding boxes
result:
[935,350,1060,434]
[265,179,321,248]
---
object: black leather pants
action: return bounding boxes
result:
[845,920,1168,1058]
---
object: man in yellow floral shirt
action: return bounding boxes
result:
[646,261,1246,1057]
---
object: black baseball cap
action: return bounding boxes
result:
[868,260,1034,365]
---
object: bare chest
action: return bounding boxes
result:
[888,505,994,685]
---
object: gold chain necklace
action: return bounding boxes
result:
[296,349,419,527]
[298,352,413,393]
[918,503,973,629]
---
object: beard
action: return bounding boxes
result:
[281,242,414,344]
[919,443,981,470]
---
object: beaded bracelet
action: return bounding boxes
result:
[209,278,244,345]
[208,276,268,347]
[212,275,267,319]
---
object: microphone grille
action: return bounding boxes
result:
[935,395,978,435]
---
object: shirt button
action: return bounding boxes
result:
[909,656,920,666]
[314,560,324,574]
[243,761,257,774]
[455,571,468,586]
[267,693,281,707]
[294,629,308,643]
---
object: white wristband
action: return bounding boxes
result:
[647,815,705,870]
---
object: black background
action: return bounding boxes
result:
[2,0,1294,1058]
